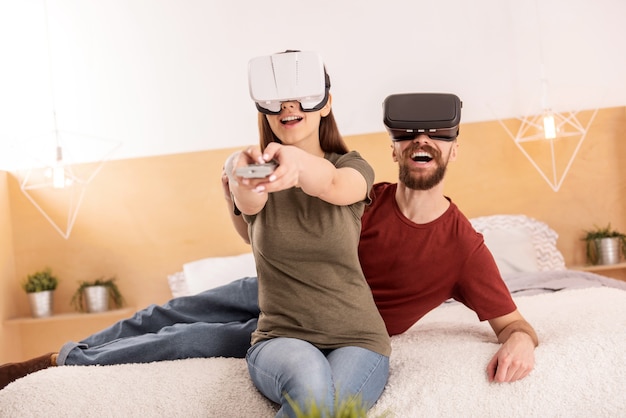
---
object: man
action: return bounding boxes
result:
[0,93,536,389]
[361,93,536,383]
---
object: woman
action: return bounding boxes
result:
[226,52,390,417]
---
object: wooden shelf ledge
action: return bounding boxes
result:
[5,307,136,325]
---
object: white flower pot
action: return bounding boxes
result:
[594,237,621,265]
[84,286,109,313]
[28,290,54,318]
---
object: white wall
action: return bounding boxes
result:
[1,0,624,170]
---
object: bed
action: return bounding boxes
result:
[1,215,625,417]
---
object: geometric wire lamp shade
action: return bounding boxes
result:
[12,0,121,239]
[14,130,121,239]
[497,108,598,192]
[495,0,600,193]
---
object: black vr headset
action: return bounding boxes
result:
[248,50,331,115]
[383,93,462,141]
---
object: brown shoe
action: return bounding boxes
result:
[0,352,55,390]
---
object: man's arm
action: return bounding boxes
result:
[486,309,537,383]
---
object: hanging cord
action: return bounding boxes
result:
[42,0,61,149]
[534,0,550,110]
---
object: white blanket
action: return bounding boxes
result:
[1,287,625,417]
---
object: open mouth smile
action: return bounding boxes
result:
[280,115,303,125]
[411,151,433,163]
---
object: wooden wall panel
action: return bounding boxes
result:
[1,171,21,363]
[4,106,625,324]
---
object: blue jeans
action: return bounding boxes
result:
[246,338,389,418]
[57,277,260,366]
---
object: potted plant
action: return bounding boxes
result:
[582,223,626,265]
[70,277,125,313]
[22,268,59,318]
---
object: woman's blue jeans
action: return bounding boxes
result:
[246,338,389,418]
[57,277,260,366]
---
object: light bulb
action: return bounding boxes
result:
[543,112,556,139]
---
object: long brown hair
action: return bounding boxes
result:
[257,110,349,154]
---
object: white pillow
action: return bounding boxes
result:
[167,271,190,298]
[470,214,566,271]
[481,227,539,275]
[183,252,257,295]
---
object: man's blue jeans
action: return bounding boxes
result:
[57,277,260,366]
[246,338,389,418]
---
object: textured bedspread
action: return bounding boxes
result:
[1,282,625,417]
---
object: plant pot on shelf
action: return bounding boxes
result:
[71,277,125,313]
[21,268,59,318]
[583,224,626,266]
[593,237,622,265]
[27,290,54,318]
[83,286,109,313]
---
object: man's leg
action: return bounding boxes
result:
[59,276,260,365]
[62,318,258,365]
[74,277,259,347]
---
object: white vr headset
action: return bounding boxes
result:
[248,50,330,115]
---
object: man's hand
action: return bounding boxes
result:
[486,331,535,383]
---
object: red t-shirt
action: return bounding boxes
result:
[360,182,517,336]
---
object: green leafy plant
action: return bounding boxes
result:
[70,277,125,312]
[285,393,391,418]
[582,223,626,264]
[21,268,59,293]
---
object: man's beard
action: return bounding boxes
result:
[398,144,449,190]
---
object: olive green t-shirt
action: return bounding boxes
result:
[244,151,391,357]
